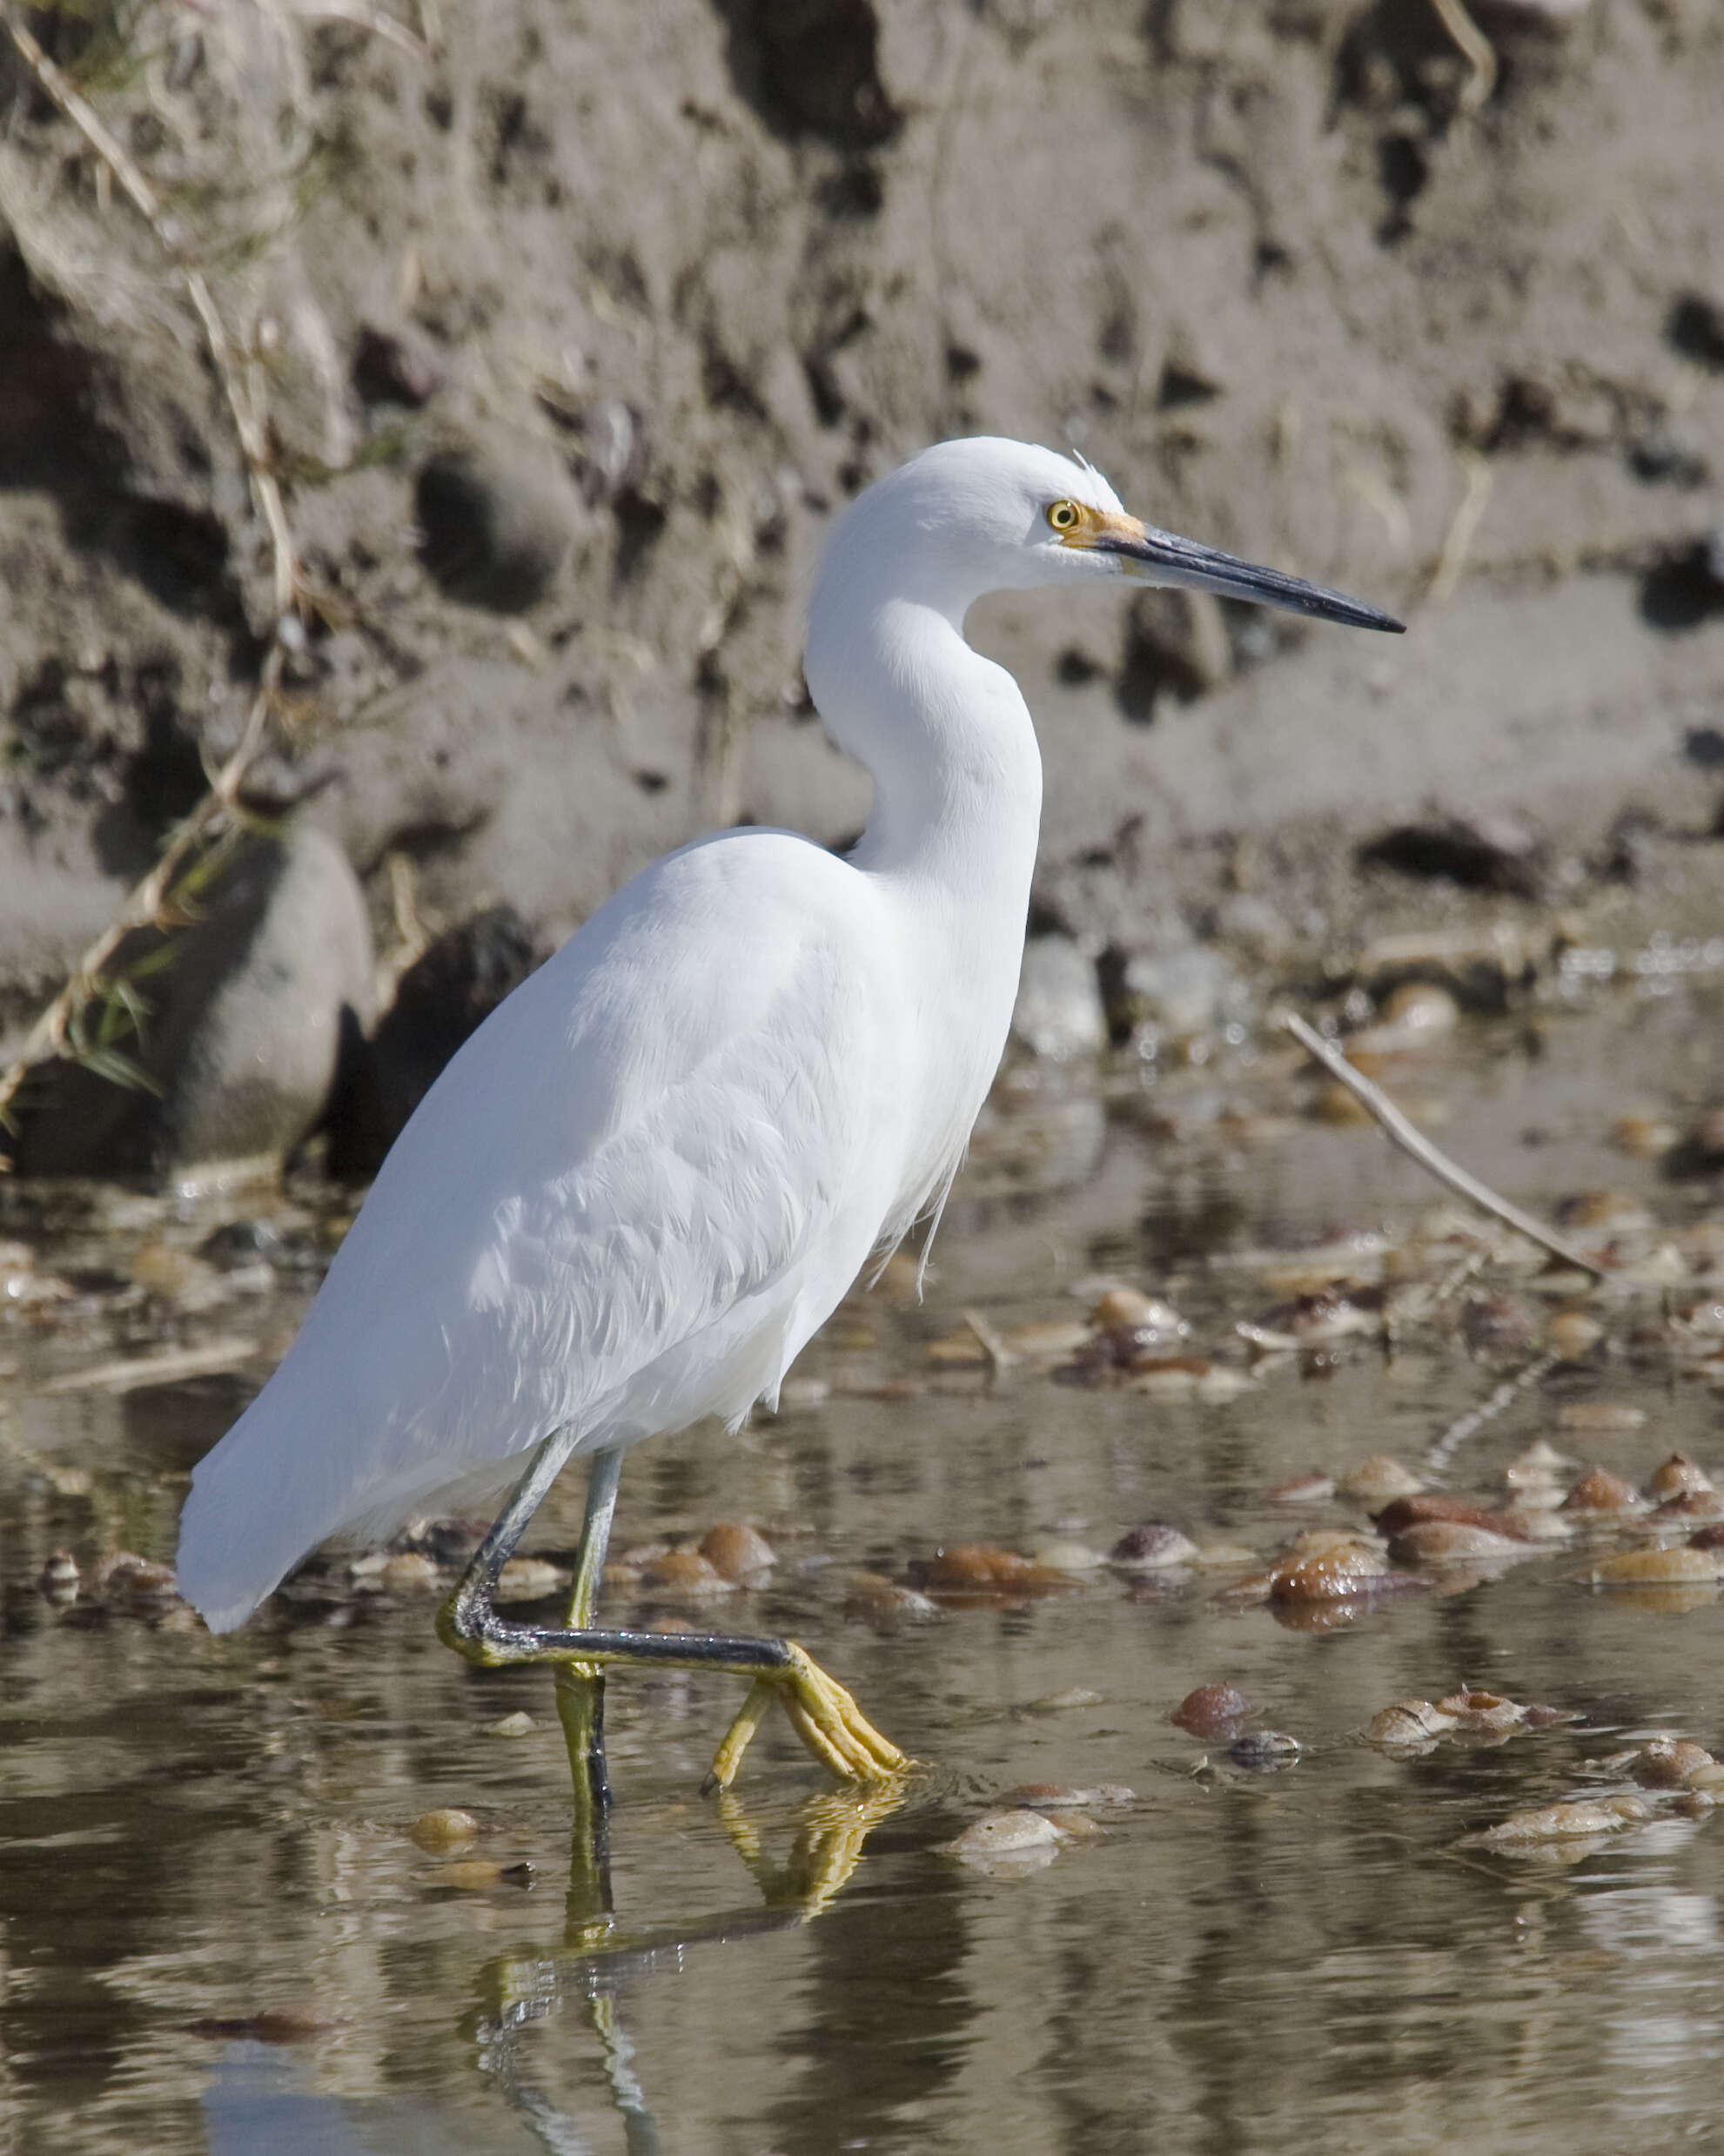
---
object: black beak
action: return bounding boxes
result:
[1097,525,1405,634]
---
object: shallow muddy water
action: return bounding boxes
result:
[5,972,1724,2155]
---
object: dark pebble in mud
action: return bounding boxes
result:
[1228,1731,1301,1770]
[1171,1682,1251,1739]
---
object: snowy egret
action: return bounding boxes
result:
[177,436,1401,1789]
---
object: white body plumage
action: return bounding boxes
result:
[177,439,1073,1630]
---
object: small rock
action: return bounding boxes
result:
[1647,1453,1714,1502]
[906,1544,1077,1596]
[485,1711,536,1738]
[1474,1796,1647,1849]
[1546,1310,1605,1360]
[1554,1402,1646,1433]
[1358,814,1546,898]
[1575,1545,1724,1586]
[1630,1739,1717,1790]
[1387,1520,1528,1565]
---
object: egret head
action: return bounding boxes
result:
[819,435,1401,635]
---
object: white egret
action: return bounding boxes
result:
[177,436,1400,1789]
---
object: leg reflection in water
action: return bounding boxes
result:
[474,1463,913,2151]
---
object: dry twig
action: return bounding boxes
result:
[1281,1011,1606,1281]
[0,652,285,1148]
[1429,0,1498,115]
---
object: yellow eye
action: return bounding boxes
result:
[1046,499,1082,533]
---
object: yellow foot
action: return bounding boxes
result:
[705,1642,909,1791]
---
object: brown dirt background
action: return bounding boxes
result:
[2,0,1722,1023]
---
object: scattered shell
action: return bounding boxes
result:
[1473,1796,1647,1849]
[1019,1686,1105,1715]
[1574,1545,1724,1586]
[1366,1698,1459,1749]
[1505,1438,1574,1491]
[1436,1689,1525,1734]
[91,1551,183,1614]
[1002,1783,1134,1810]
[1334,1454,1424,1503]
[636,1550,736,1599]
[1609,1114,1680,1160]
[379,1553,441,1595]
[1647,1453,1715,1502]
[1387,1520,1529,1566]
[699,1521,776,1582]
[1555,1402,1647,1433]
[1372,1494,1516,1538]
[1227,1730,1300,1770]
[1088,1287,1189,1336]
[1561,1466,1643,1515]
[409,1809,480,1851]
[1629,1739,1718,1790]
[1268,1540,1401,1603]
[37,1548,79,1604]
[939,1809,1068,1874]
[1266,1472,1335,1504]
[1171,1682,1251,1739]
[1546,1310,1605,1360]
[906,1545,1077,1597]
[494,1558,568,1603]
[431,1859,535,1891]
[842,1571,940,1629]
[1029,1537,1108,1572]
[1109,1522,1200,1571]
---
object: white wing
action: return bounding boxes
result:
[177,830,903,1630]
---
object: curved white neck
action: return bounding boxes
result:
[805,592,1043,904]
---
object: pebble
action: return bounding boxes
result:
[1030,1537,1108,1572]
[1108,1522,1199,1570]
[1088,1287,1188,1337]
[1371,1494,1513,1537]
[408,1808,480,1851]
[485,1711,536,1738]
[1171,1682,1251,1739]
[1435,1689,1524,1735]
[91,1551,183,1614]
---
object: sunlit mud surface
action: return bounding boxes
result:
[6,974,1724,2155]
